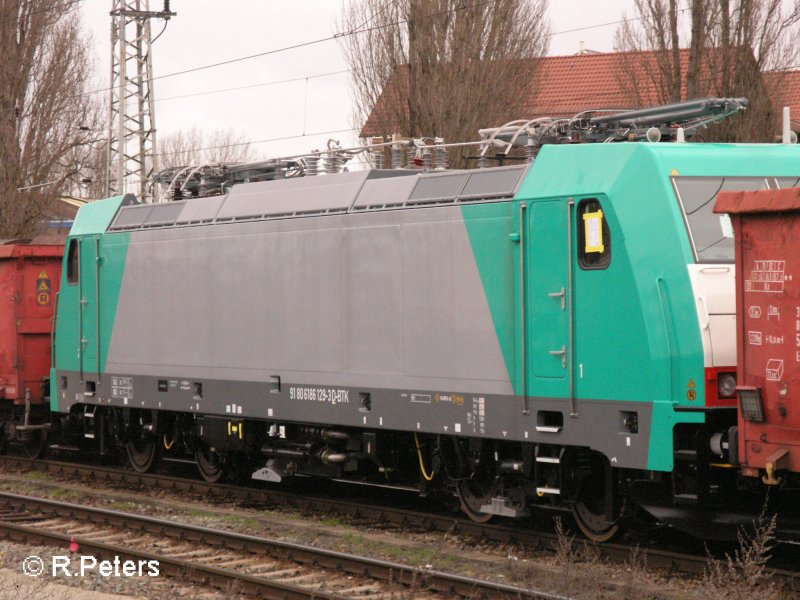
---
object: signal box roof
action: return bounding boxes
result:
[715,187,800,214]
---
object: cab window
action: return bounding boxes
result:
[66,239,79,284]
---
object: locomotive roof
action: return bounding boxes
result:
[105,165,530,232]
[68,142,800,237]
[517,142,800,201]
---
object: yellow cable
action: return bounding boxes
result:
[163,434,175,450]
[414,433,436,481]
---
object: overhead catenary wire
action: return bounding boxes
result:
[153,127,359,159]
[4,0,791,130]
[69,0,663,107]
[0,0,711,131]
[14,2,800,172]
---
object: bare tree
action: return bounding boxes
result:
[615,0,800,141]
[0,1,102,238]
[340,0,550,166]
[157,127,257,170]
[70,139,111,201]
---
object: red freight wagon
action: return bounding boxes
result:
[0,240,63,455]
[715,188,800,485]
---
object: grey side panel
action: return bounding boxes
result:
[144,202,185,226]
[176,195,225,224]
[105,206,513,395]
[401,220,505,381]
[343,223,403,373]
[109,204,153,229]
[352,176,418,210]
[460,166,527,200]
[408,171,469,204]
[217,173,367,219]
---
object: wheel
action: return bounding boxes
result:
[20,430,46,459]
[457,477,496,523]
[126,440,160,473]
[571,455,621,543]
[195,442,227,483]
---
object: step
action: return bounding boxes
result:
[673,492,698,504]
[674,449,698,461]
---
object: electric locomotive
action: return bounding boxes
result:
[45,100,800,542]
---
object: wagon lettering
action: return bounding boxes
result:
[290,386,349,404]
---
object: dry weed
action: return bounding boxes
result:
[702,512,782,600]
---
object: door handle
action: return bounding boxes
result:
[549,345,567,368]
[697,295,710,331]
[549,287,566,310]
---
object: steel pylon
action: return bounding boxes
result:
[106,0,174,202]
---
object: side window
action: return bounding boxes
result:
[66,239,79,285]
[578,198,611,270]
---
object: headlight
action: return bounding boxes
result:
[718,373,737,398]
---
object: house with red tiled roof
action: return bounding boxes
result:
[360,49,800,140]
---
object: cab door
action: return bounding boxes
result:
[79,236,101,386]
[526,200,570,390]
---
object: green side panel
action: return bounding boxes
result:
[465,143,800,472]
[460,202,516,386]
[51,195,132,412]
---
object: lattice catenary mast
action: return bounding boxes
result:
[106,0,175,202]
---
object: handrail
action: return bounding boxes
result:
[519,202,529,415]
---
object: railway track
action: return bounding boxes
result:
[0,490,555,599]
[1,455,798,594]
[0,456,715,572]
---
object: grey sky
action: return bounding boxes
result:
[82,0,633,163]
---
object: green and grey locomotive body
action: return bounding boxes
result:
[51,142,800,540]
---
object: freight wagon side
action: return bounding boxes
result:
[0,239,63,456]
[715,186,800,483]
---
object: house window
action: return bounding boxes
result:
[578,199,611,269]
[66,239,79,284]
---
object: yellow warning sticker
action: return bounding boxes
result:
[688,379,696,389]
[671,168,680,176]
[36,270,51,305]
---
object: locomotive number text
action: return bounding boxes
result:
[290,386,350,404]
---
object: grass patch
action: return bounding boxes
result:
[220,514,260,529]
[340,531,367,548]
[0,481,38,494]
[49,488,82,500]
[108,500,137,511]
[275,511,303,521]
[318,515,347,528]
[23,470,49,481]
